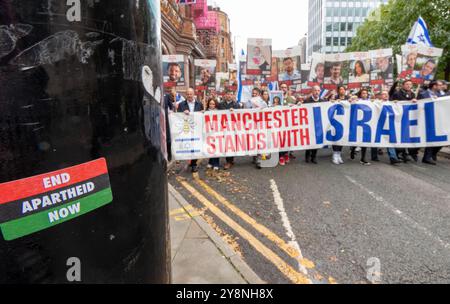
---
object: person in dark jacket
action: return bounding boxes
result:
[390,79,418,162]
[177,88,204,173]
[418,80,445,165]
[303,85,324,164]
[218,89,241,170]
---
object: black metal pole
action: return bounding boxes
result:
[0,0,170,283]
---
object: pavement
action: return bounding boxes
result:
[168,146,450,284]
[169,183,265,284]
[439,146,450,159]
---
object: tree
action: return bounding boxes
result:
[346,0,450,80]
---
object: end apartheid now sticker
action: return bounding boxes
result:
[0,158,113,241]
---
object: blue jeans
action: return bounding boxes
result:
[387,148,398,160]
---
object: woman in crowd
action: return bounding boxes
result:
[206,98,221,171]
[257,90,271,108]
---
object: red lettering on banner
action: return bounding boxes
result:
[273,110,282,128]
[248,134,256,151]
[300,129,310,146]
[205,114,218,132]
[225,135,235,152]
[242,112,252,131]
[278,131,288,148]
[257,133,267,150]
[216,135,225,152]
[292,129,299,146]
[291,110,299,127]
[282,109,290,127]
[299,108,308,125]
[221,115,231,131]
[347,83,362,89]
[236,133,246,152]
[264,112,272,129]
[206,136,216,154]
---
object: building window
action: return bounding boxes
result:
[333,7,339,17]
[327,7,333,17]
[340,22,346,31]
[340,37,346,46]
[333,37,339,46]
[347,22,353,32]
[348,37,352,45]
[326,37,332,46]
[333,22,339,31]
[326,23,332,32]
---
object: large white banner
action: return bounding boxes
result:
[169,97,450,160]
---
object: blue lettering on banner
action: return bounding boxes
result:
[401,105,420,143]
[326,104,344,142]
[313,107,324,145]
[375,105,397,143]
[424,102,448,142]
[349,104,372,143]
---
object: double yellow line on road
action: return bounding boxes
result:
[177,174,339,284]
[177,177,311,284]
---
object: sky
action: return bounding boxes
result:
[207,0,309,58]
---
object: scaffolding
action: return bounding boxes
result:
[193,0,219,32]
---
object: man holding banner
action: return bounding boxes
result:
[177,88,204,173]
[390,80,419,162]
[303,85,324,164]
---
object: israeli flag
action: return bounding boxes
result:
[406,16,433,47]
[320,88,328,99]
[237,49,245,102]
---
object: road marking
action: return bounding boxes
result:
[178,177,312,284]
[169,205,204,221]
[169,205,195,216]
[193,176,316,271]
[345,175,450,251]
[270,179,309,274]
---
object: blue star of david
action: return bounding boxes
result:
[418,34,426,43]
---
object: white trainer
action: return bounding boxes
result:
[332,152,340,165]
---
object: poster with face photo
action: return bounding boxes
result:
[239,61,263,86]
[369,48,394,93]
[273,46,302,85]
[324,53,350,90]
[247,38,272,76]
[347,51,371,89]
[264,57,279,82]
[412,45,443,84]
[308,53,325,86]
[215,72,230,94]
[400,44,443,84]
[301,63,312,94]
[195,59,217,91]
[400,44,419,79]
[228,63,238,88]
[162,55,185,87]
[269,91,284,107]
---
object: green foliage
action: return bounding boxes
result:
[346,0,450,77]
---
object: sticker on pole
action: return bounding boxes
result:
[0,158,113,241]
